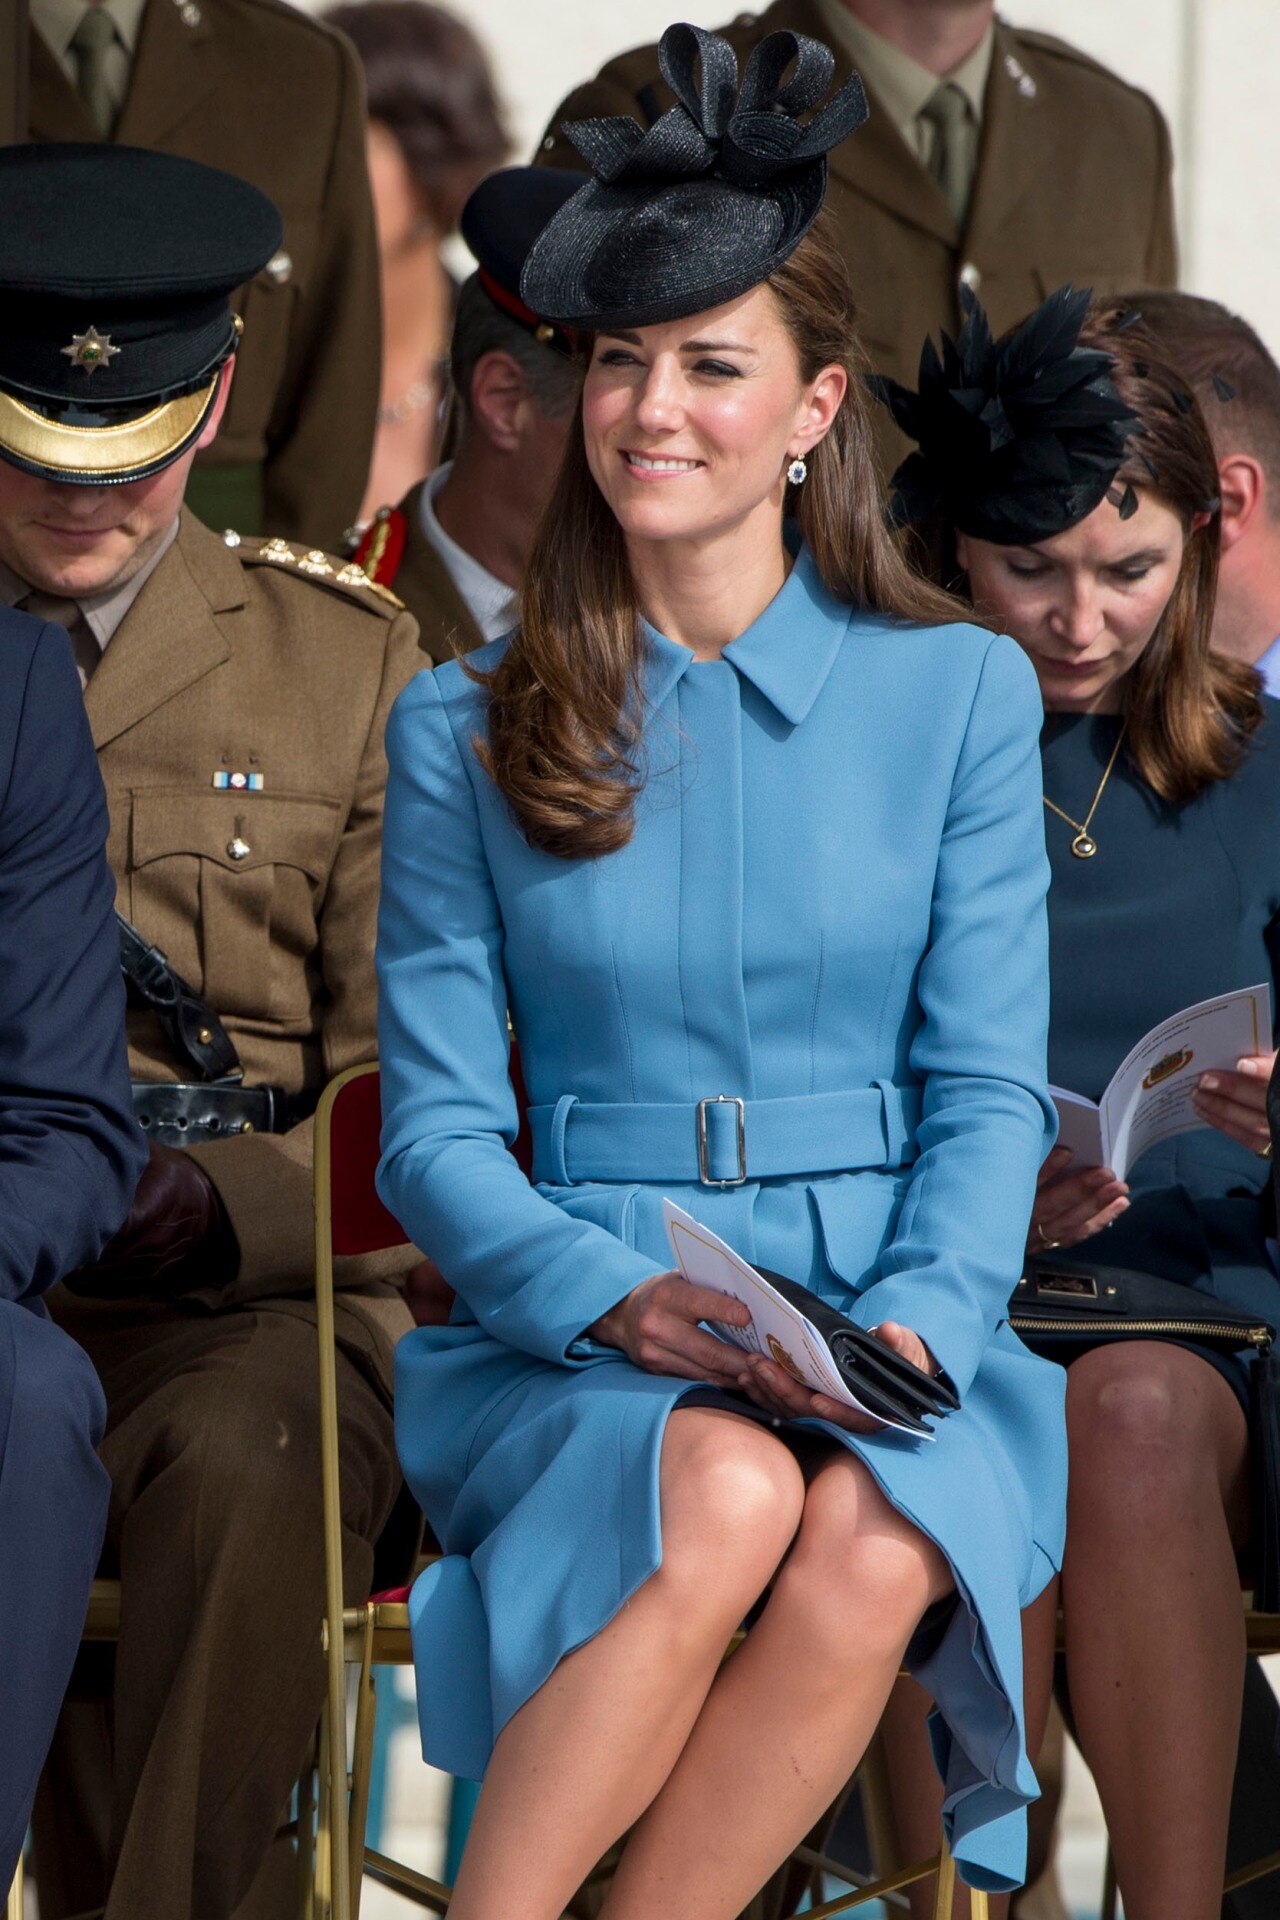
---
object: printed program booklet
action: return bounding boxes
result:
[1050,982,1272,1180]
[662,1198,934,1438]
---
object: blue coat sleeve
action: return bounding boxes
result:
[853,636,1057,1397]
[376,670,665,1365]
[0,621,146,1303]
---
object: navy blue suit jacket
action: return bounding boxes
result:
[0,608,144,1302]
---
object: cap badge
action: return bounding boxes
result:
[61,326,121,375]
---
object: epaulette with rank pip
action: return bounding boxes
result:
[227,531,406,612]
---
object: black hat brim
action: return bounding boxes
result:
[520,167,825,331]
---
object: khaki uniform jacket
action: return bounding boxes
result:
[29,0,380,553]
[84,510,424,1394]
[538,3,1178,468]
[379,481,485,665]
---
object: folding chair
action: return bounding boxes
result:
[312,1060,988,1920]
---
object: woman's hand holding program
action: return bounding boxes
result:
[735,1321,936,1435]
[1192,1049,1277,1157]
[1029,1145,1129,1253]
[589,1273,756,1387]
[591,1281,935,1435]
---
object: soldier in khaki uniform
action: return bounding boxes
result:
[28,0,381,551]
[356,166,582,656]
[537,0,1177,475]
[0,145,422,1920]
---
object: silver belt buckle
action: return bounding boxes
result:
[696,1094,747,1187]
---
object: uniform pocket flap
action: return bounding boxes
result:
[130,789,342,879]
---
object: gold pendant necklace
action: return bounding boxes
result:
[1043,721,1127,860]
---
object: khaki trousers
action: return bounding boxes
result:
[31,1295,405,1920]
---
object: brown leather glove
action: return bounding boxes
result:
[66,1141,239,1296]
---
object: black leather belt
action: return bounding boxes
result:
[129,1080,312,1147]
[118,910,314,1147]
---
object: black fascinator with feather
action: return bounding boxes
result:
[870,285,1141,545]
[521,22,868,331]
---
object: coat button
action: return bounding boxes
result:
[959,261,982,292]
[227,837,251,861]
[265,249,293,286]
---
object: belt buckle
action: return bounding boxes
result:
[696,1094,747,1187]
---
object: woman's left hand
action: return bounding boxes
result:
[733,1321,938,1437]
[1192,1050,1277,1157]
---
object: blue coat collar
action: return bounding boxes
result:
[640,543,854,725]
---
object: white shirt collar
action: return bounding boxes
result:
[419,464,518,645]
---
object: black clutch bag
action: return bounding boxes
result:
[1011,1258,1280,1607]
[1010,1259,1273,1358]
[753,1268,960,1435]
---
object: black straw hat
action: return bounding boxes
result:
[0,143,281,486]
[520,21,868,331]
[870,285,1141,545]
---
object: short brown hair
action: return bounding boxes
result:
[324,2,510,231]
[1074,302,1262,801]
[472,217,965,861]
[450,276,580,423]
[1124,290,1280,511]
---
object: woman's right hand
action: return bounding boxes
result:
[590,1273,755,1386]
[1029,1145,1129,1254]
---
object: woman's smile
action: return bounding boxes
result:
[619,450,705,478]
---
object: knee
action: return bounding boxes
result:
[157,1366,328,1541]
[659,1411,806,1587]
[4,1305,106,1462]
[778,1459,951,1655]
[1066,1345,1222,1516]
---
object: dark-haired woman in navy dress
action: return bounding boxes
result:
[875,290,1280,1920]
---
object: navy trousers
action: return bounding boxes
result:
[0,1298,108,1887]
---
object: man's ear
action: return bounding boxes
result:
[467,351,529,455]
[196,356,237,452]
[1216,452,1265,554]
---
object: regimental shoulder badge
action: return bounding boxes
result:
[238,534,406,613]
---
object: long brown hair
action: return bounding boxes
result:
[470,217,963,860]
[1061,306,1259,801]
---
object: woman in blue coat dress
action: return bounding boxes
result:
[874,289,1279,1918]
[377,26,1067,1911]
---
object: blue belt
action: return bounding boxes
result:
[528,1083,922,1187]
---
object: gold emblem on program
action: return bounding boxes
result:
[1142,1047,1193,1090]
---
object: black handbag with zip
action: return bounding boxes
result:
[1011,1258,1280,1606]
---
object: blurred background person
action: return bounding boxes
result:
[353,164,581,655]
[27,0,382,552]
[536,0,1176,480]
[1133,292,1280,698]
[326,0,511,527]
